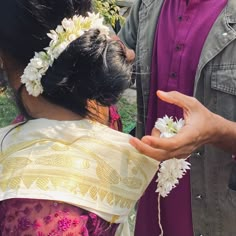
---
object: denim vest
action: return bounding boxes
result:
[119,0,236,235]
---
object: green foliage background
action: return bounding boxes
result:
[0,92,18,127]
[117,97,136,134]
[94,0,125,28]
[0,92,136,134]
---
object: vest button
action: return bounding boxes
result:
[195,152,201,157]
[196,194,203,199]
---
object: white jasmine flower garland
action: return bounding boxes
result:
[154,116,191,236]
[21,12,110,97]
[155,115,191,197]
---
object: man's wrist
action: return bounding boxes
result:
[210,114,236,153]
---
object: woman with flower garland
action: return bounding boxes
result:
[0,0,159,235]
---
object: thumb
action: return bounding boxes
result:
[157,90,193,111]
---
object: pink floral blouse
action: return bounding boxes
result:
[0,199,119,235]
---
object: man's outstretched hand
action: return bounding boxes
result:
[130,91,218,161]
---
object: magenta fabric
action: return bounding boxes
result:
[11,114,25,124]
[135,0,227,235]
[0,198,119,236]
[109,105,123,131]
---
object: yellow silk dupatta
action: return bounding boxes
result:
[0,119,159,235]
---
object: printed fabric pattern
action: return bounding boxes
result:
[0,198,119,236]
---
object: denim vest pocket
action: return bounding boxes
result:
[211,65,236,96]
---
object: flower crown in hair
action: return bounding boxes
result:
[21,12,110,97]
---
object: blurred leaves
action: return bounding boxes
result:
[94,0,125,28]
[0,92,136,133]
[117,97,136,134]
[0,92,18,128]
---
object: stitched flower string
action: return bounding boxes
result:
[154,115,191,236]
[154,115,190,197]
[21,12,110,97]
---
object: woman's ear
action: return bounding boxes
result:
[111,35,135,62]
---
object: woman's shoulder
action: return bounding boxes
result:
[0,123,21,139]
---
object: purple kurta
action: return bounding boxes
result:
[135,0,227,235]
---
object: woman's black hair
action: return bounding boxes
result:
[41,29,132,117]
[0,0,132,119]
[0,0,92,65]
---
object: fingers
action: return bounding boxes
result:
[129,136,193,161]
[130,90,205,161]
[110,35,120,41]
[151,127,161,137]
[130,135,179,160]
[110,35,135,62]
[125,47,135,62]
[141,132,178,150]
[129,137,166,161]
[157,90,194,111]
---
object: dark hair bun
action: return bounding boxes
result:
[41,29,132,117]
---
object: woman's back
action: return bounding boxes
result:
[0,1,159,235]
[0,119,158,235]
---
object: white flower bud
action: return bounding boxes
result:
[62,18,74,30]
[68,34,77,42]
